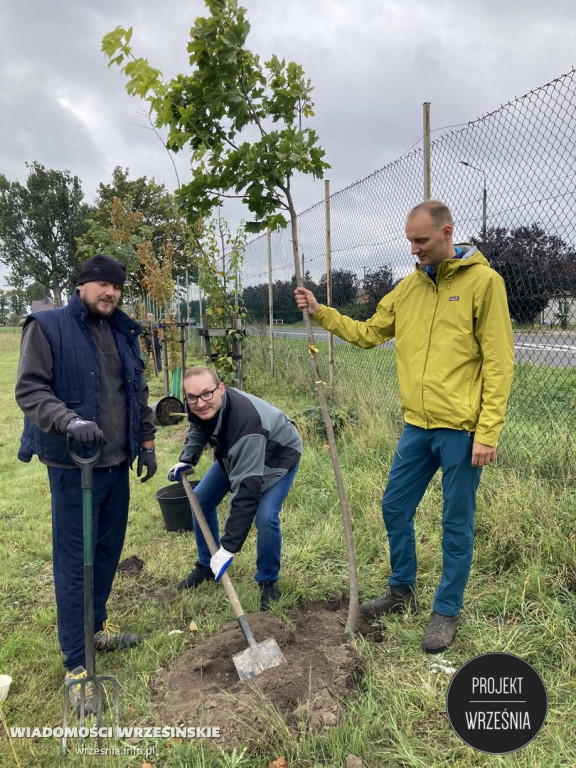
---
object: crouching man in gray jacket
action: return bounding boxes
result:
[168,366,302,610]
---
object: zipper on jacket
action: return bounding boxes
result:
[419,272,438,429]
[419,261,459,427]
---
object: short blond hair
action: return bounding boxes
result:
[184,365,221,387]
[408,200,454,229]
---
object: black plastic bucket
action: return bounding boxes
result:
[155,482,198,532]
[150,396,185,426]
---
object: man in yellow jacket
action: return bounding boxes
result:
[295,200,514,653]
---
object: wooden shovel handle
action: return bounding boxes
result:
[181,473,247,623]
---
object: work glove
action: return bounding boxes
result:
[137,447,157,483]
[66,418,103,444]
[210,547,234,582]
[167,462,192,482]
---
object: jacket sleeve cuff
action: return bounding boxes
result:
[314,304,328,322]
[474,432,499,448]
[140,428,157,443]
[57,412,80,434]
[218,534,240,554]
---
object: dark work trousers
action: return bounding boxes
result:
[47,462,130,671]
[382,424,482,617]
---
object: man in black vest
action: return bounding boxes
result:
[15,253,157,715]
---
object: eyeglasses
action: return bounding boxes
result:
[184,385,219,406]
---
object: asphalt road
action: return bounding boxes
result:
[249,327,576,368]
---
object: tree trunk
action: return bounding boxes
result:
[52,281,63,308]
[286,190,359,634]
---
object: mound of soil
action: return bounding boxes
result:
[117,555,145,575]
[152,602,364,747]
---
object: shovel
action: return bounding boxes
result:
[62,436,120,752]
[181,473,287,680]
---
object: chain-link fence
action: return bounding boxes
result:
[239,70,576,481]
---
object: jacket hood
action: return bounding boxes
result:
[455,243,488,264]
[414,243,490,277]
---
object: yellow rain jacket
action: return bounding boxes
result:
[313,246,514,447]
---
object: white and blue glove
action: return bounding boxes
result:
[167,462,191,482]
[210,547,234,582]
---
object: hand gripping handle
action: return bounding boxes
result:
[67,435,103,490]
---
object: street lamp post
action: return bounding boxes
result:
[460,161,487,240]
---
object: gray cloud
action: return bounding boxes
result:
[1,0,574,276]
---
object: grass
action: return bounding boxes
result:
[245,332,576,485]
[0,329,575,766]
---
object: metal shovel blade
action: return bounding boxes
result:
[233,637,286,681]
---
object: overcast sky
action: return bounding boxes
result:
[1,0,575,288]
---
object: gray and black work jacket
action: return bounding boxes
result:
[180,387,302,552]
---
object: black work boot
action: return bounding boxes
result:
[259,581,280,611]
[421,610,460,653]
[177,562,213,591]
[359,585,420,620]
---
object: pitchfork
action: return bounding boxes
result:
[62,437,120,752]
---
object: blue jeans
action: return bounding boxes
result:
[381,424,482,616]
[193,461,298,584]
[48,463,130,670]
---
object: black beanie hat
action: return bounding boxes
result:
[77,254,126,286]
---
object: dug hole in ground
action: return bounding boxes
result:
[151,600,365,747]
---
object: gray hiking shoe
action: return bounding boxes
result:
[94,621,141,651]
[359,586,420,620]
[64,666,99,717]
[421,610,460,653]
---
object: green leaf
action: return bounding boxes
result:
[102,0,327,236]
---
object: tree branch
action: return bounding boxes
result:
[137,108,181,189]
[238,72,266,138]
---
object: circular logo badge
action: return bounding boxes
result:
[446,652,548,754]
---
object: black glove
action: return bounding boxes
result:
[66,418,103,444]
[137,447,157,483]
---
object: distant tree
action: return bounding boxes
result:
[179,298,201,323]
[0,290,9,323]
[273,278,309,323]
[361,265,396,317]
[243,273,321,324]
[0,162,92,306]
[25,281,48,303]
[317,269,358,309]
[242,283,268,322]
[78,166,200,298]
[474,225,576,324]
[8,288,27,318]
